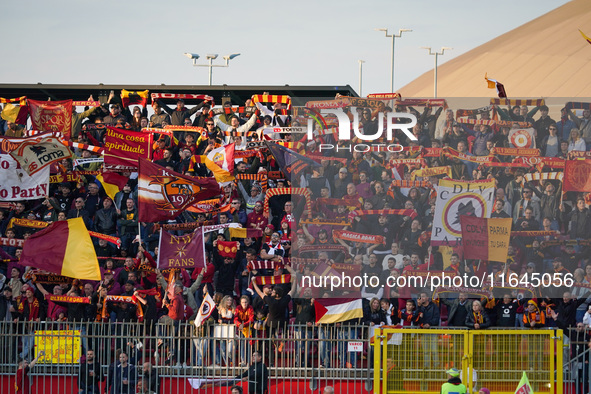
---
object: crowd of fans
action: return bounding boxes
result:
[1,93,591,390]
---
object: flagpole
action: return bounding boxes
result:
[157,227,163,270]
[201,227,206,270]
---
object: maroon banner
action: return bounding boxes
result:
[564,159,591,192]
[137,158,221,222]
[158,228,205,270]
[28,99,73,140]
[460,216,489,261]
[104,126,152,171]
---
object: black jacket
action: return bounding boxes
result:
[94,207,118,234]
[465,310,491,329]
[418,301,440,327]
[78,360,104,389]
[238,361,269,394]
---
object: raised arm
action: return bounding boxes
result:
[286,264,298,298]
[29,350,45,368]
[250,277,265,299]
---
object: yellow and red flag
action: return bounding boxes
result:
[579,29,591,45]
[20,217,101,280]
[460,216,512,263]
[485,73,507,98]
[95,171,128,201]
[189,155,235,183]
[121,89,149,107]
[0,96,28,124]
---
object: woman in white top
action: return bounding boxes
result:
[216,296,236,366]
[568,128,586,152]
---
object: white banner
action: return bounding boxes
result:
[431,179,495,247]
[9,136,72,175]
[0,154,49,201]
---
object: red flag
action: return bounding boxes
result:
[564,159,591,192]
[157,228,206,270]
[137,158,221,222]
[28,99,73,140]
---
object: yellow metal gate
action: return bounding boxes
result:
[373,328,563,394]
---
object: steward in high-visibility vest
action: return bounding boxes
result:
[440,368,467,394]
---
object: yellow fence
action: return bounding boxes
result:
[373,328,563,394]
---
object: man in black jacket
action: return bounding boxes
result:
[78,349,104,394]
[236,351,268,394]
[441,292,471,327]
[418,291,440,369]
[94,198,118,236]
[550,291,590,330]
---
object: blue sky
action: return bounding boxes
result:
[2,0,569,96]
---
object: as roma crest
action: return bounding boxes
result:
[149,176,203,210]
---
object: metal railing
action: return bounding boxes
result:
[0,320,373,394]
[563,327,591,394]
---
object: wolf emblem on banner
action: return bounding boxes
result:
[138,158,221,222]
[431,179,495,247]
[149,176,203,210]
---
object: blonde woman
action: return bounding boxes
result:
[216,296,236,367]
[568,128,586,152]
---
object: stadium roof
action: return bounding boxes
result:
[399,0,591,98]
[0,83,358,105]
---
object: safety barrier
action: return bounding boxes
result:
[563,327,591,394]
[0,321,373,394]
[373,327,565,394]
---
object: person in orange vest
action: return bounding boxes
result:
[523,299,545,370]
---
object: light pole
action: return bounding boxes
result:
[375,28,412,93]
[183,53,241,85]
[358,60,365,97]
[420,47,452,98]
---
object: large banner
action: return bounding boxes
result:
[431,179,495,247]
[137,158,221,222]
[28,99,73,140]
[460,216,512,262]
[35,330,81,364]
[564,159,591,192]
[157,228,206,270]
[0,154,49,200]
[103,126,152,171]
